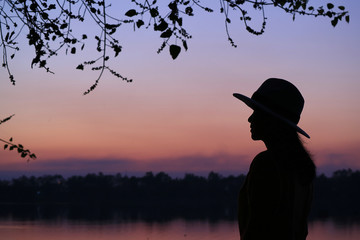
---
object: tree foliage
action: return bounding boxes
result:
[0,0,349,94]
[0,114,37,161]
[1,170,360,220]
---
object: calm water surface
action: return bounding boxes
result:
[1,218,360,240]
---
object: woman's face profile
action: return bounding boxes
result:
[248,110,274,141]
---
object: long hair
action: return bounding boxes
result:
[283,128,316,185]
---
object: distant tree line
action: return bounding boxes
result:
[0,169,359,221]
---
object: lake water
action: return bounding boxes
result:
[1,218,360,240]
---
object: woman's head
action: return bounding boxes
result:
[233,78,310,139]
[248,109,298,145]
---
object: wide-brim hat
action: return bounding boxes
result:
[233,78,310,138]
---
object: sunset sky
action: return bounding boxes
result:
[1,1,360,178]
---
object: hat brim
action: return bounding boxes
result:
[233,93,310,139]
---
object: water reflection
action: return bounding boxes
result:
[1,217,360,240]
[1,206,360,240]
[0,218,239,240]
[308,219,360,240]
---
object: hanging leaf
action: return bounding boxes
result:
[182,40,188,51]
[160,29,173,38]
[331,17,338,27]
[60,23,68,29]
[136,20,144,28]
[185,7,193,16]
[150,8,159,17]
[177,17,183,26]
[112,44,122,57]
[125,9,137,17]
[76,64,84,70]
[154,19,168,31]
[327,3,334,10]
[71,47,76,54]
[169,45,181,60]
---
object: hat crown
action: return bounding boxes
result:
[251,78,304,124]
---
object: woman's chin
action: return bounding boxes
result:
[250,134,260,141]
[250,131,264,141]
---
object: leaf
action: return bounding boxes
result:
[71,47,76,54]
[150,8,159,17]
[345,15,350,23]
[136,20,144,28]
[76,64,84,70]
[338,6,345,11]
[39,60,47,68]
[41,12,49,19]
[326,11,333,18]
[48,4,56,10]
[177,17,183,27]
[154,20,168,31]
[160,29,173,38]
[21,152,28,158]
[4,144,8,150]
[60,23,68,29]
[112,44,122,57]
[125,9,137,17]
[185,7,193,16]
[327,3,334,10]
[331,18,338,27]
[0,114,14,125]
[169,45,181,60]
[9,137,13,142]
[182,40,188,51]
[30,3,37,11]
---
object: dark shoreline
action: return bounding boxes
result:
[1,169,359,221]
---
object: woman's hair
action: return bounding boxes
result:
[263,112,316,185]
[282,127,316,185]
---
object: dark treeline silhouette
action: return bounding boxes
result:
[0,169,359,221]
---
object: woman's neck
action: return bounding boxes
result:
[263,134,295,151]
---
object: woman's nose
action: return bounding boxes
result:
[248,113,253,123]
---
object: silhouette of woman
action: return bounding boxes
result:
[233,78,316,240]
